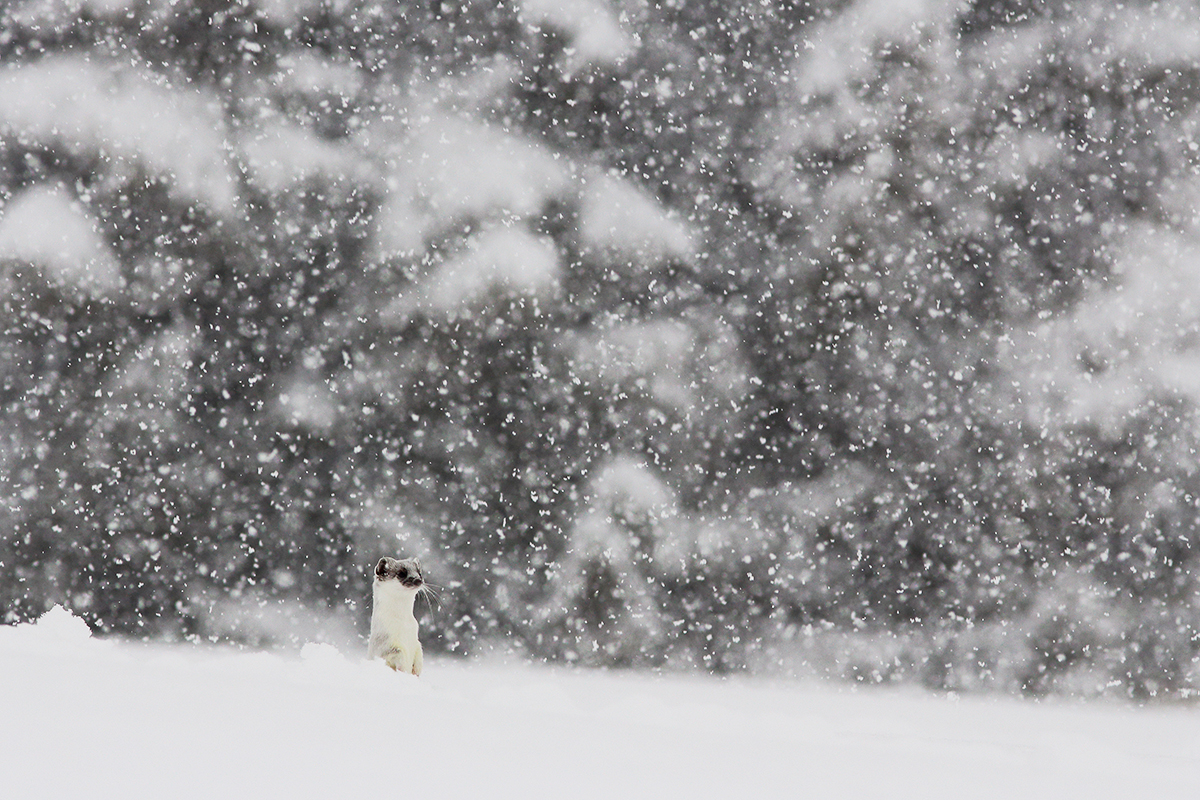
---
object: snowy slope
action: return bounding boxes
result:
[2,608,1197,800]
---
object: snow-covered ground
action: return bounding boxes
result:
[2,608,1197,799]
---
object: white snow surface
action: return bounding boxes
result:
[2,606,1198,799]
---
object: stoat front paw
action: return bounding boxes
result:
[383,648,410,673]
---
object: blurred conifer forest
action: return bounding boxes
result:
[4,0,1200,698]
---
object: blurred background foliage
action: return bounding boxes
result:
[3,0,1200,698]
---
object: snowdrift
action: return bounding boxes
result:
[1,607,1197,799]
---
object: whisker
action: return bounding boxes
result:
[417,583,442,614]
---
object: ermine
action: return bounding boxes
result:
[367,556,425,676]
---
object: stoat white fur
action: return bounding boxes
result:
[367,557,425,676]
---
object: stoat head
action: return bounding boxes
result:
[374,556,424,591]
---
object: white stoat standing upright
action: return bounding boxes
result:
[367,556,425,676]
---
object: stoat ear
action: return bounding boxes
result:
[375,558,389,578]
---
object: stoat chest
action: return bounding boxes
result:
[370,580,419,648]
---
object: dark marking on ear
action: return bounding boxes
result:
[375,558,389,578]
